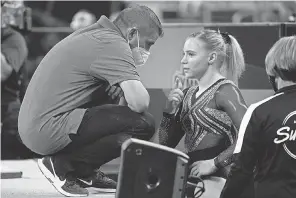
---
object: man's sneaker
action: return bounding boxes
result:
[77,170,117,193]
[37,157,89,197]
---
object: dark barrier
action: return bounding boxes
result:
[280,23,296,37]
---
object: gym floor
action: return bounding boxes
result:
[1,159,118,198]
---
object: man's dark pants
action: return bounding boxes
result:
[51,104,155,178]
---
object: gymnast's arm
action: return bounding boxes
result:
[214,84,248,168]
[158,89,188,148]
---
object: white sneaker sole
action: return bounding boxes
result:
[37,158,88,197]
[88,187,116,193]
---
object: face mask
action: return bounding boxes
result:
[128,30,150,67]
[268,75,278,92]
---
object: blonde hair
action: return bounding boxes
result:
[187,29,245,85]
[265,36,296,77]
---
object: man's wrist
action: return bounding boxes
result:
[119,97,127,106]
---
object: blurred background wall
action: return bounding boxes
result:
[22,1,296,127]
[23,0,296,82]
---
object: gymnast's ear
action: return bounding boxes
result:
[208,52,217,65]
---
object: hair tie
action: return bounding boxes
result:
[220,32,231,44]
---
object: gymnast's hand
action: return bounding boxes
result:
[165,89,184,114]
[189,159,218,178]
[164,78,184,114]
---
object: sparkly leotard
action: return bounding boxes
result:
[159,79,239,175]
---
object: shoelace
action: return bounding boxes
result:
[95,171,113,183]
[97,170,106,178]
[64,173,84,189]
[65,179,81,188]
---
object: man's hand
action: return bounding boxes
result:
[105,84,124,103]
[189,159,218,178]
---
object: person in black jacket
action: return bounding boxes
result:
[220,35,296,198]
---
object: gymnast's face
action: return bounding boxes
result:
[181,37,210,79]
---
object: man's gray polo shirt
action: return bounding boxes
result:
[18,16,140,155]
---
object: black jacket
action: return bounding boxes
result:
[221,85,296,198]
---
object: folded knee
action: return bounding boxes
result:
[138,112,156,140]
